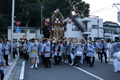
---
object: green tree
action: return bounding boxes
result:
[42,0,72,18]
[0,0,12,36]
[15,0,41,27]
[69,0,90,17]
[0,0,90,37]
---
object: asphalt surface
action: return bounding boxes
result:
[24,59,120,80]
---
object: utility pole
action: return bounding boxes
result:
[40,3,43,34]
[97,20,99,39]
[11,0,15,61]
[113,3,120,38]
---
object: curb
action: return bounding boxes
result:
[4,57,19,80]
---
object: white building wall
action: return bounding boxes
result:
[65,22,84,39]
[86,18,103,41]
[8,28,40,41]
[65,17,103,40]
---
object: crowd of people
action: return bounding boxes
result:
[0,37,120,80]
[18,37,120,71]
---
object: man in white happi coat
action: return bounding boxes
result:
[2,38,10,66]
[86,42,95,67]
[41,39,51,68]
[111,37,120,72]
[73,40,85,67]
[28,39,38,69]
[0,38,5,80]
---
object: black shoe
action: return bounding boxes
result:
[35,67,38,69]
[44,66,47,68]
[105,61,108,63]
[76,65,79,67]
[92,64,94,66]
[48,65,51,68]
[101,61,103,63]
[6,64,9,66]
[89,64,92,67]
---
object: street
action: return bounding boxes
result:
[24,59,120,80]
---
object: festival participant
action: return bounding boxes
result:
[100,39,108,63]
[23,40,29,61]
[86,41,95,67]
[13,40,18,59]
[28,39,38,69]
[73,40,85,67]
[83,40,89,63]
[63,41,67,63]
[2,38,10,66]
[54,40,63,65]
[66,40,72,64]
[0,38,5,80]
[41,39,51,68]
[111,37,120,72]
[96,40,101,60]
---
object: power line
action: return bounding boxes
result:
[90,5,113,14]
[113,3,120,11]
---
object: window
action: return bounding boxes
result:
[92,25,98,29]
[30,30,35,33]
[72,24,80,31]
[104,30,112,33]
[21,30,25,33]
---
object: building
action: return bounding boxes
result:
[8,26,40,41]
[65,16,103,41]
[102,21,120,41]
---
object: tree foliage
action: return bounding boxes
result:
[0,0,90,37]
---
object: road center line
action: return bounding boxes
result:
[19,61,25,80]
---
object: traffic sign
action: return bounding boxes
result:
[15,27,20,32]
[16,21,21,26]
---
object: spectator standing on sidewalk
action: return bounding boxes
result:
[2,38,10,66]
[13,40,17,59]
[0,38,5,80]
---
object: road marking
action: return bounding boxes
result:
[63,61,104,80]
[19,61,25,80]
[73,66,104,80]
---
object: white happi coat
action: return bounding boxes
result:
[54,44,63,56]
[0,43,5,70]
[41,42,51,57]
[86,43,95,57]
[2,42,10,55]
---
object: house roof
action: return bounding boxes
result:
[103,21,120,27]
[8,26,40,29]
[70,16,84,32]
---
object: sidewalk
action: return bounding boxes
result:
[3,56,19,80]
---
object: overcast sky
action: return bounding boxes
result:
[83,0,120,24]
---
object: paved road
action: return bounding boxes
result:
[24,59,120,80]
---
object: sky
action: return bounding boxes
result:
[83,0,120,24]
